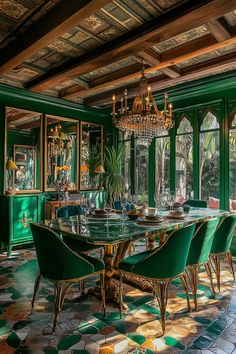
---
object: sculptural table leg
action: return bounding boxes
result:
[87,241,131,304]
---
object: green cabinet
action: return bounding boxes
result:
[0,194,44,255]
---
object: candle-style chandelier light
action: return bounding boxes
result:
[112,67,174,145]
[48,124,72,158]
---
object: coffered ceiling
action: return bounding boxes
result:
[0,0,236,107]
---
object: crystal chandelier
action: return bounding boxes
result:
[48,124,72,158]
[112,67,174,145]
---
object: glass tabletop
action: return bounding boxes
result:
[41,208,229,245]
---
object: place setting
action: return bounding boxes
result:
[136,207,164,225]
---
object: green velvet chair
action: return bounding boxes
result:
[186,217,219,310]
[30,223,106,334]
[184,199,207,208]
[56,204,102,254]
[210,214,236,291]
[118,223,196,336]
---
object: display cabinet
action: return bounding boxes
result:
[4,107,42,194]
[0,194,44,255]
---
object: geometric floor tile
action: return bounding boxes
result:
[0,245,236,353]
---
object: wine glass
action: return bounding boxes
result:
[104,201,112,224]
[120,197,127,221]
[81,198,91,224]
[168,191,176,211]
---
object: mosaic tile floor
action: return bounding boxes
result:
[0,242,236,353]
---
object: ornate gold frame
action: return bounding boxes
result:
[44,114,79,191]
[4,107,43,194]
[79,121,104,190]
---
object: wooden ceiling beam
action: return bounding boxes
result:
[62,32,236,99]
[0,0,111,75]
[62,63,143,99]
[206,19,231,42]
[84,52,236,106]
[26,0,236,92]
[137,49,181,78]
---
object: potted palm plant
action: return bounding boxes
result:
[104,145,126,205]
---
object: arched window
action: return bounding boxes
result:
[199,111,220,207]
[135,139,149,202]
[118,131,131,195]
[176,117,193,201]
[229,112,236,209]
[155,131,170,199]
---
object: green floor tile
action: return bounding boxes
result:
[0,326,12,336]
[163,336,185,349]
[132,295,153,307]
[190,335,214,349]
[58,335,82,350]
[79,324,98,335]
[128,333,146,345]
[6,332,21,348]
[141,304,160,315]
[13,320,32,330]
[194,316,211,325]
[0,319,7,327]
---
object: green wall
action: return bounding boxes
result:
[0,84,112,195]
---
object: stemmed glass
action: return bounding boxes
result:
[168,191,176,211]
[121,197,127,221]
[81,198,91,224]
[104,201,112,225]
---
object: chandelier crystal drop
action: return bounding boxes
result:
[112,67,174,145]
[48,124,72,158]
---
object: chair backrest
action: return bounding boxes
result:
[184,199,207,208]
[211,214,236,254]
[30,223,94,280]
[56,205,84,218]
[133,223,196,279]
[187,217,219,266]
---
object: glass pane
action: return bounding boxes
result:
[229,129,236,210]
[14,145,36,191]
[200,111,219,131]
[135,140,148,202]
[231,113,236,128]
[80,122,103,190]
[200,130,220,206]
[177,117,193,134]
[5,107,42,193]
[122,140,131,195]
[155,136,170,196]
[46,115,77,191]
[176,134,193,201]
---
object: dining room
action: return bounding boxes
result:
[1,1,236,353]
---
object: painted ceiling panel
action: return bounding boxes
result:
[0,0,235,105]
[153,26,209,53]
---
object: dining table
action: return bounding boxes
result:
[41,208,229,303]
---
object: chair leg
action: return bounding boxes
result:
[156,281,169,336]
[210,254,221,292]
[226,251,235,281]
[52,282,71,334]
[180,273,191,312]
[205,262,215,296]
[100,272,107,317]
[187,265,199,311]
[119,272,123,319]
[31,271,42,309]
